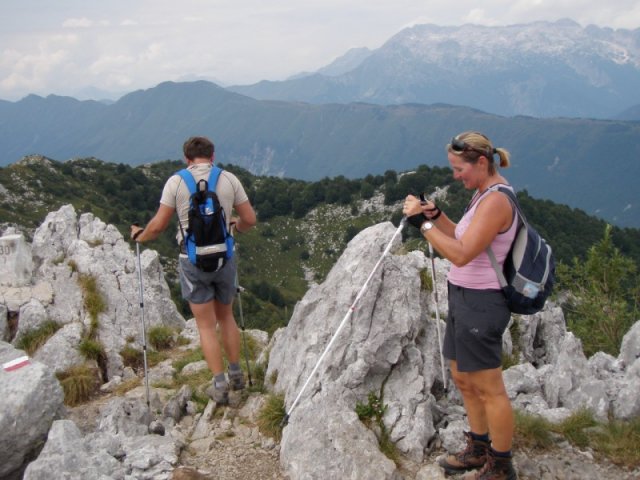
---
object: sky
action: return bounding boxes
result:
[1,0,639,102]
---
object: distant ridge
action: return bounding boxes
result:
[229,20,640,119]
[0,80,639,227]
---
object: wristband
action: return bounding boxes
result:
[428,207,442,221]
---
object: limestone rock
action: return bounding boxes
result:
[619,320,640,368]
[268,222,435,477]
[0,233,33,287]
[23,420,124,480]
[0,341,64,479]
[613,358,640,419]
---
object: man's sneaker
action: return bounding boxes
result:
[228,369,245,391]
[438,431,489,476]
[205,381,229,405]
[462,449,517,480]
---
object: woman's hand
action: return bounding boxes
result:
[403,195,429,229]
[402,195,424,217]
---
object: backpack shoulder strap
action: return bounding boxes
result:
[490,185,527,224]
[207,166,223,194]
[176,169,197,195]
[485,184,520,289]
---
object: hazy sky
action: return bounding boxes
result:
[1,1,639,101]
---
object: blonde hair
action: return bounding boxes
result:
[447,131,510,175]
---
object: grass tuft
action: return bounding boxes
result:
[148,325,176,350]
[77,273,106,335]
[514,408,640,468]
[16,320,61,355]
[555,408,597,448]
[591,416,640,468]
[419,268,433,292]
[56,364,99,406]
[514,410,554,450]
[78,338,105,361]
[257,393,286,441]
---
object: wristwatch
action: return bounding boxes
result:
[420,221,434,234]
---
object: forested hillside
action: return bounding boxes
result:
[1,156,639,333]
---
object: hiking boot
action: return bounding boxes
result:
[461,450,517,480]
[205,381,229,405]
[228,369,245,391]
[438,431,489,476]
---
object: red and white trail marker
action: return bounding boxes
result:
[3,355,31,372]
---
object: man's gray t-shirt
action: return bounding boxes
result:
[159,163,249,245]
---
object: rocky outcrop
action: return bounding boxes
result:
[0,205,185,378]
[22,328,277,480]
[266,221,640,479]
[0,341,64,478]
[268,222,443,477]
[2,214,638,480]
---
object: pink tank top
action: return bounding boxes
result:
[447,185,517,290]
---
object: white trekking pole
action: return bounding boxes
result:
[282,218,407,426]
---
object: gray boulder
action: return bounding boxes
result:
[619,320,640,368]
[0,233,33,287]
[33,322,84,374]
[23,420,124,480]
[268,222,440,477]
[0,341,64,479]
[517,305,566,366]
[14,299,47,345]
[9,204,186,379]
[613,358,640,420]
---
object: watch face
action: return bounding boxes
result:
[421,221,433,232]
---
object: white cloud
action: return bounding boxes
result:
[0,0,639,101]
[62,17,94,28]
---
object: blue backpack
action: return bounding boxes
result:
[486,186,555,315]
[177,167,234,272]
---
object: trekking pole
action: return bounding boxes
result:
[282,218,407,426]
[135,242,151,410]
[236,283,254,387]
[427,242,447,390]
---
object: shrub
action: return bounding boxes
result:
[559,225,638,357]
[16,320,61,355]
[355,391,399,464]
[356,391,386,426]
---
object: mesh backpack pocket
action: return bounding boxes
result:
[486,186,555,315]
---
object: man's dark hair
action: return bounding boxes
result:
[183,136,215,161]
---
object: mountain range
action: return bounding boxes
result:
[1,80,639,227]
[230,19,640,119]
[2,20,640,227]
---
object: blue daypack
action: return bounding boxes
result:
[177,167,234,272]
[486,185,555,315]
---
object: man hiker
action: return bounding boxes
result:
[131,136,257,404]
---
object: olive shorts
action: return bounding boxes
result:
[443,282,511,372]
[178,254,237,305]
